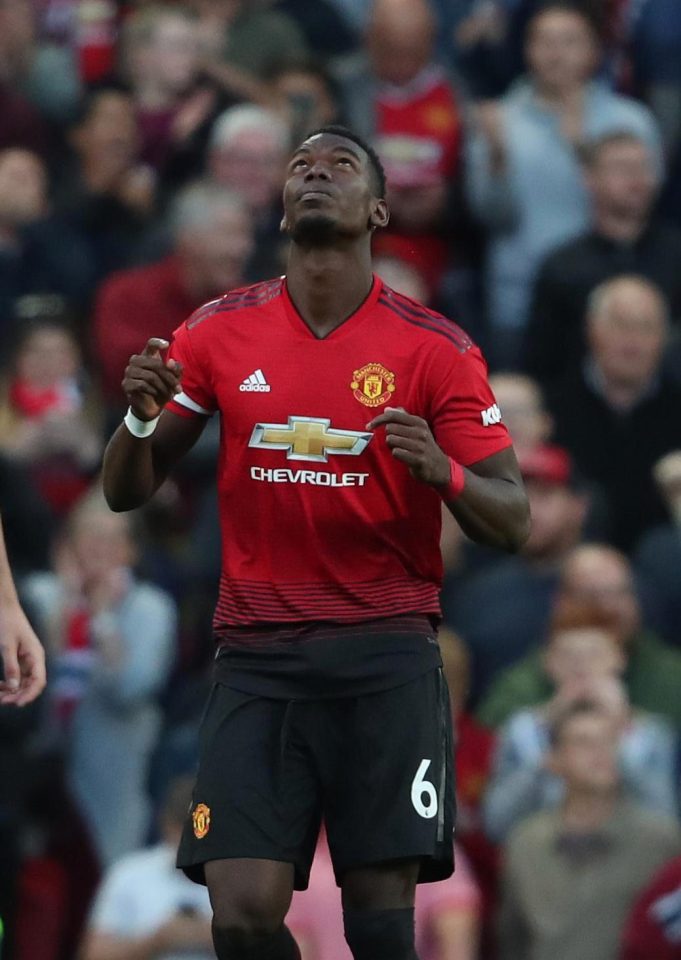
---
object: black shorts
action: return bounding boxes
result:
[177,667,455,890]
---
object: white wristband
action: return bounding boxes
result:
[124,407,160,438]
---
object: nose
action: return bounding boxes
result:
[304,161,331,182]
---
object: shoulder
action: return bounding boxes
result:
[378,283,475,357]
[124,581,177,619]
[537,233,593,275]
[96,257,176,301]
[620,803,681,844]
[593,86,658,136]
[507,810,555,855]
[21,571,60,610]
[183,277,284,335]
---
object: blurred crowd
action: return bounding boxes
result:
[1,0,681,958]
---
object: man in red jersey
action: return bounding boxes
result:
[102,124,530,960]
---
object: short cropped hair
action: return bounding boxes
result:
[578,130,650,168]
[529,1,603,40]
[209,104,290,153]
[303,125,387,198]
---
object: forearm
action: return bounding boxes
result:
[445,470,530,552]
[80,930,164,960]
[0,518,19,605]
[102,424,163,512]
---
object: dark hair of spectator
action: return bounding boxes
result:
[548,699,604,748]
[303,125,387,198]
[578,130,650,167]
[529,1,604,41]
[71,79,133,127]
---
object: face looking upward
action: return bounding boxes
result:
[281,133,389,246]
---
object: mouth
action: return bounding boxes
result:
[298,190,334,202]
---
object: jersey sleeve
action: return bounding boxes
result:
[428,344,511,466]
[165,320,216,419]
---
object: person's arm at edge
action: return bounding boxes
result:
[0,515,47,706]
[79,929,166,960]
[367,407,530,552]
[102,338,207,512]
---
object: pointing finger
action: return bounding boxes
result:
[366,407,413,430]
[142,338,170,357]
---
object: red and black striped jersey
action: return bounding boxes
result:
[166,274,511,632]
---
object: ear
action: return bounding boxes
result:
[369,198,389,231]
[280,215,288,234]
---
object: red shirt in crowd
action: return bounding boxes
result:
[93,255,200,405]
[166,275,510,632]
[373,65,462,290]
[620,855,681,960]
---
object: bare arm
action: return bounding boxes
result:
[431,907,479,960]
[102,338,208,512]
[0,516,47,706]
[80,914,213,960]
[367,408,530,553]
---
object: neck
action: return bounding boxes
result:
[136,79,174,110]
[595,208,646,244]
[535,81,583,110]
[561,788,617,832]
[285,241,374,338]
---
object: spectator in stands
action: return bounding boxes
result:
[206,104,290,280]
[23,492,177,866]
[0,148,94,343]
[526,131,681,386]
[479,543,681,729]
[339,0,463,295]
[373,255,430,304]
[447,444,588,705]
[0,318,102,516]
[286,829,481,960]
[620,854,681,960]
[635,451,681,646]
[119,5,218,183]
[192,0,308,84]
[488,373,553,457]
[54,84,156,282]
[484,603,677,842]
[466,0,660,368]
[0,0,81,124]
[80,776,213,960]
[629,0,681,155]
[93,180,253,409]
[547,275,681,550]
[498,700,681,960]
[271,58,341,146]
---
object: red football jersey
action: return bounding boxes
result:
[166,276,511,631]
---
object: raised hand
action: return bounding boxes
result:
[123,338,183,421]
[367,407,451,486]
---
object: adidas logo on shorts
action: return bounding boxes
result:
[240,369,271,392]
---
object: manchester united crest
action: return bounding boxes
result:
[350,363,396,407]
[192,802,211,839]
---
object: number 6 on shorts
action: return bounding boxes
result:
[411,758,438,819]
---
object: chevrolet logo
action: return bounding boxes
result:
[248,416,372,462]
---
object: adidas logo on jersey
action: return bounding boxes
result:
[240,369,271,392]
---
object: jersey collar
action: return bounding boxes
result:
[282,273,383,341]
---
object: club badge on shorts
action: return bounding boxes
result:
[192,802,211,839]
[351,363,396,407]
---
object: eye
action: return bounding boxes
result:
[336,157,353,166]
[291,157,307,169]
